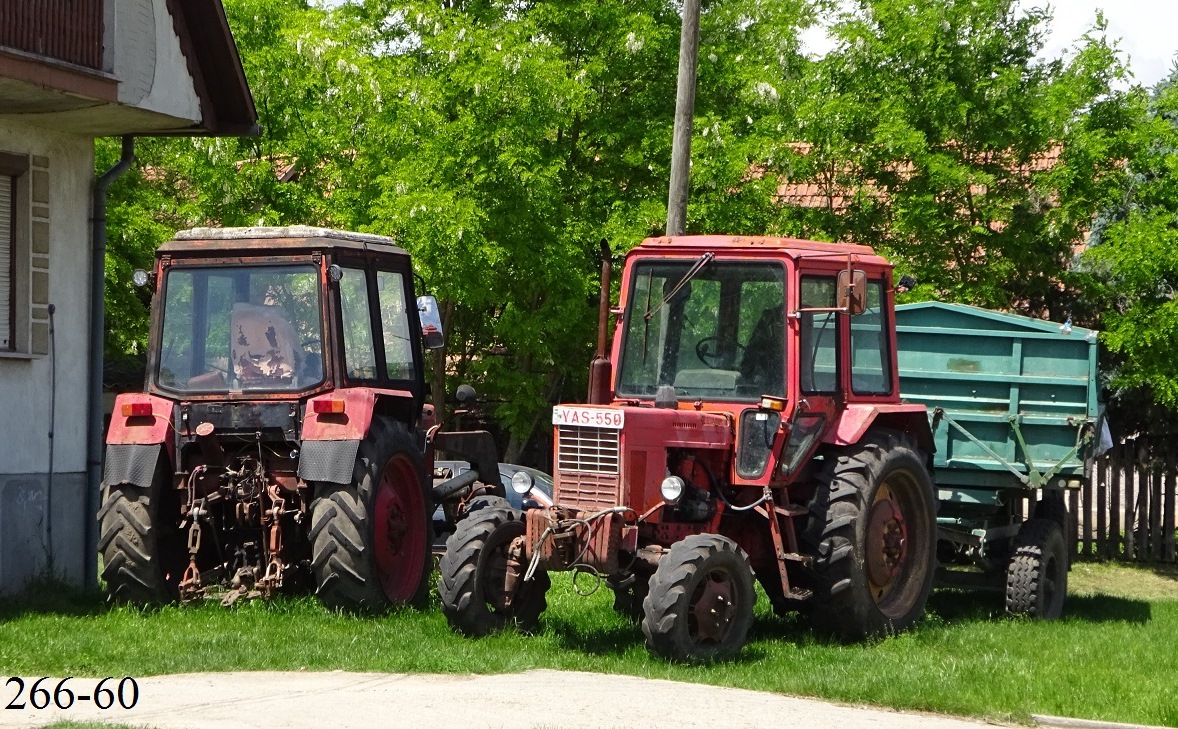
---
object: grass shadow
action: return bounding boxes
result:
[1064,593,1152,623]
[541,614,644,656]
[0,577,109,619]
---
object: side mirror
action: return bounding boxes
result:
[417,295,445,349]
[837,269,867,315]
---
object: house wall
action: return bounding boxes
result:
[0,119,94,594]
[112,0,202,124]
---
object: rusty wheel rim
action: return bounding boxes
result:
[688,569,737,646]
[866,481,909,605]
[373,454,426,602]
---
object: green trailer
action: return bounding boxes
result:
[895,302,1100,617]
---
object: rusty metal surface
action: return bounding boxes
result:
[525,507,623,574]
[162,227,408,257]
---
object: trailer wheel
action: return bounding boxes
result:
[97,460,185,604]
[1034,491,1074,570]
[1006,518,1067,619]
[641,534,755,663]
[801,430,936,641]
[310,417,432,611]
[438,506,550,636]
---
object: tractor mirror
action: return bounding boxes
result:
[837,269,867,315]
[417,295,445,349]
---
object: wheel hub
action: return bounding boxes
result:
[372,454,426,602]
[690,570,736,644]
[866,484,908,599]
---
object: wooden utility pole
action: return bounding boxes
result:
[666,0,701,236]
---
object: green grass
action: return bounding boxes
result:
[4,563,1178,727]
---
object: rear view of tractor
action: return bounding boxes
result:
[100,226,502,610]
[439,235,939,661]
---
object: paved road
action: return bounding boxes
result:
[3,670,1011,729]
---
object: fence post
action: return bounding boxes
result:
[1097,451,1107,559]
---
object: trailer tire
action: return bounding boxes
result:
[801,429,937,641]
[1034,492,1074,570]
[641,534,755,663]
[98,460,184,605]
[310,417,432,611]
[462,494,511,519]
[438,506,549,636]
[1006,518,1067,619]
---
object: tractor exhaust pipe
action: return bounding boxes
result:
[588,239,612,404]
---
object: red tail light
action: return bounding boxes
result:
[312,399,346,414]
[121,402,153,417]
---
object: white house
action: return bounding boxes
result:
[0,0,256,594]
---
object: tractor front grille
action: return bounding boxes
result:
[555,424,621,509]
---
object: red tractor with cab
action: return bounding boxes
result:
[439,234,938,661]
[101,226,503,610]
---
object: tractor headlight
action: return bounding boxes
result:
[510,470,534,495]
[132,269,150,288]
[660,476,686,504]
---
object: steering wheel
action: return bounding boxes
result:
[694,336,743,369]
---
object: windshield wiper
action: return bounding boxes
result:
[641,252,714,366]
[644,252,714,323]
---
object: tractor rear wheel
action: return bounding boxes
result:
[310,417,432,611]
[641,534,755,663]
[1006,518,1067,619]
[801,430,936,641]
[97,459,185,604]
[438,506,550,636]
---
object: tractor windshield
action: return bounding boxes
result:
[617,259,786,400]
[156,264,325,394]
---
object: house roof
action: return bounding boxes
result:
[163,0,258,137]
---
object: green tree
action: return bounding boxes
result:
[768,0,1139,319]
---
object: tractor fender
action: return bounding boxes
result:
[826,403,935,456]
[107,393,174,447]
[299,387,416,485]
[103,443,164,490]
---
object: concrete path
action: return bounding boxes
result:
[3,670,1010,729]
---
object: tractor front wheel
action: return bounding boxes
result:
[641,534,755,663]
[1006,518,1067,619]
[438,506,550,636]
[802,429,937,641]
[310,417,432,611]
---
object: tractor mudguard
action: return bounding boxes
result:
[107,393,174,446]
[297,439,361,485]
[103,444,163,489]
[828,403,935,456]
[431,430,503,497]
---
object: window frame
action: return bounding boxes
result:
[0,152,29,354]
[849,277,894,396]
[798,274,842,396]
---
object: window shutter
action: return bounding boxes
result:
[0,175,12,349]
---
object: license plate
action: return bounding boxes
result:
[552,405,624,429]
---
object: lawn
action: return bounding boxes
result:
[4,562,1177,727]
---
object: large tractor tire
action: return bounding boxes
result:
[801,429,937,641]
[641,534,756,663]
[438,506,550,636]
[97,459,185,604]
[310,417,433,611]
[1006,518,1067,619]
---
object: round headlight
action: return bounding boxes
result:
[660,475,685,504]
[132,268,150,288]
[510,470,534,495]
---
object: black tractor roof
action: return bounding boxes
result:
[158,226,408,257]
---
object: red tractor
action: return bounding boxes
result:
[439,235,937,661]
[101,226,502,610]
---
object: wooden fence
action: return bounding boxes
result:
[1054,440,1178,564]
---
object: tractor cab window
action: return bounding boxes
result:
[157,265,324,393]
[850,280,892,394]
[800,276,839,393]
[338,267,377,380]
[376,270,415,381]
[617,259,785,401]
